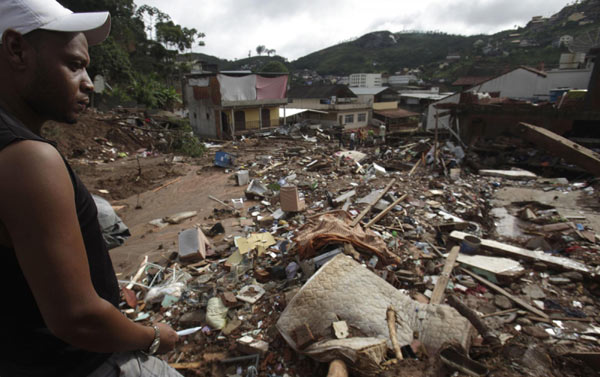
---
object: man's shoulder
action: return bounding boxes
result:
[0,140,64,178]
[0,108,46,150]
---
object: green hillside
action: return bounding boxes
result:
[291,31,482,75]
[286,0,599,80]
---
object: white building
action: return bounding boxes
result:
[388,75,418,86]
[559,35,574,47]
[426,66,593,130]
[349,73,382,88]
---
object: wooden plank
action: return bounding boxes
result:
[170,361,204,369]
[480,308,519,319]
[460,268,549,319]
[364,194,407,229]
[350,179,396,227]
[386,307,404,360]
[152,177,182,193]
[518,122,600,177]
[478,169,537,180]
[450,231,593,277]
[408,158,421,176]
[208,195,237,211]
[430,246,460,305]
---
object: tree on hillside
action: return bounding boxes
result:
[266,49,276,57]
[256,45,266,56]
[135,5,170,41]
[156,21,205,52]
[260,61,288,73]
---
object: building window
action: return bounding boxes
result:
[358,113,366,122]
[344,114,354,124]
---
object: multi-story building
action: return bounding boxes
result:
[183,71,288,139]
[349,73,382,88]
[287,85,372,129]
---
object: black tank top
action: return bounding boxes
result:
[0,106,121,377]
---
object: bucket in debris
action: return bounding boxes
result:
[236,170,249,186]
[460,235,481,255]
[215,151,234,168]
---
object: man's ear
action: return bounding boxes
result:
[1,29,33,71]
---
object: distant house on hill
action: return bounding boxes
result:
[558,35,574,47]
[349,73,382,88]
[446,52,461,60]
[388,75,418,87]
[183,71,288,139]
[287,85,372,129]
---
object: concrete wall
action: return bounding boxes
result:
[336,110,370,129]
[184,82,219,138]
[536,69,593,99]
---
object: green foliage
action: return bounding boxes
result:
[106,85,133,104]
[260,61,289,73]
[155,87,182,111]
[170,121,206,158]
[156,21,204,52]
[88,37,133,82]
[57,0,205,95]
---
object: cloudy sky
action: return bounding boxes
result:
[133,0,572,61]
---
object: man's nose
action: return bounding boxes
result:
[81,69,94,94]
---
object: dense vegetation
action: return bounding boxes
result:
[57,0,204,109]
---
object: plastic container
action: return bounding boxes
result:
[460,235,481,255]
[215,151,234,168]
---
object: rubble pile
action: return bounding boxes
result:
[111,129,600,377]
[43,108,200,162]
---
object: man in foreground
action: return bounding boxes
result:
[0,1,182,375]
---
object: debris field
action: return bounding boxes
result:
[44,110,600,377]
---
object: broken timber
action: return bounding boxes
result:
[460,268,549,319]
[518,122,600,177]
[450,231,595,278]
[351,179,396,227]
[364,194,407,229]
[430,246,460,305]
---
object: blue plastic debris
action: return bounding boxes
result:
[215,151,234,168]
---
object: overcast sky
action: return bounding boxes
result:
[133,0,572,61]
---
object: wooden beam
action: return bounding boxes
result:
[518,122,600,177]
[327,360,348,377]
[386,307,404,361]
[460,268,549,319]
[170,362,204,369]
[408,158,421,176]
[430,246,460,304]
[351,179,396,227]
[450,231,593,277]
[364,194,407,229]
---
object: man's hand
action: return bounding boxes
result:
[155,323,179,354]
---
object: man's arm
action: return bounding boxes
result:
[0,140,176,353]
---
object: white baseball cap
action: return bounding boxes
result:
[0,0,111,46]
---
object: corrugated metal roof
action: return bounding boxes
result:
[349,87,389,95]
